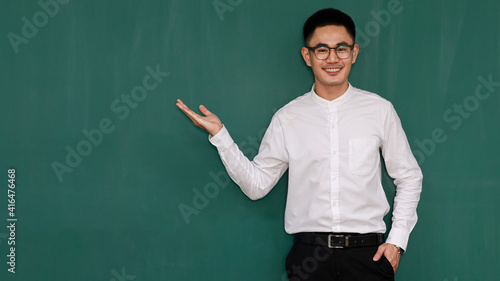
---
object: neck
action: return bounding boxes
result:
[314,81,349,101]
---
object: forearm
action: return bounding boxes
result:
[209,126,288,200]
[386,172,423,251]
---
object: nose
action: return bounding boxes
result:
[326,48,340,63]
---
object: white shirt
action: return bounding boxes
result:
[209,84,422,250]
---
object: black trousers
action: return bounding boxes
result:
[285,242,395,281]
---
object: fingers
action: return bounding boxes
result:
[176,99,203,126]
[176,99,199,119]
[176,99,206,119]
[199,104,212,117]
[372,244,385,261]
[393,259,399,272]
[176,99,223,136]
[176,99,193,115]
[175,99,187,108]
[389,253,400,273]
[373,243,400,273]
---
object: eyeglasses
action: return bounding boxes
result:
[307,44,354,60]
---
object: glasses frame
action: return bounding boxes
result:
[307,44,355,60]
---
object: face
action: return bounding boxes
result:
[301,25,359,92]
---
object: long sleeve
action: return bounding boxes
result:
[203,85,422,238]
[382,103,423,251]
[208,115,289,200]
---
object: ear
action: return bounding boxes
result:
[351,44,359,64]
[301,47,312,67]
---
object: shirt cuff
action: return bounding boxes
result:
[385,227,409,252]
[208,125,234,152]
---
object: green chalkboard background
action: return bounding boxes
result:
[1,0,499,280]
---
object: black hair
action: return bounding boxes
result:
[303,8,356,46]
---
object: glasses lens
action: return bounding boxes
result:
[315,47,330,60]
[336,46,351,59]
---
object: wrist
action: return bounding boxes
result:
[209,124,223,137]
[389,243,404,255]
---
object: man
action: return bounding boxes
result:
[176,8,422,281]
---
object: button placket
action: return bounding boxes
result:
[329,104,341,231]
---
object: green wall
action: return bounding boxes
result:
[1,0,499,280]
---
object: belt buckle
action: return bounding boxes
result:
[328,234,349,248]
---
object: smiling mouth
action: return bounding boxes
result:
[323,67,342,74]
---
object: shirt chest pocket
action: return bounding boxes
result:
[349,138,380,176]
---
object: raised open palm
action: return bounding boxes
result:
[176,99,223,136]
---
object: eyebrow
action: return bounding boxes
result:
[314,41,352,47]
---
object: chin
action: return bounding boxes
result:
[325,81,344,86]
[319,79,346,87]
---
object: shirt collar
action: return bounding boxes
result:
[311,83,353,107]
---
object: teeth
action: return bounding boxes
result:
[325,68,341,72]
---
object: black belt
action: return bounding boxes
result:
[294,232,384,249]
